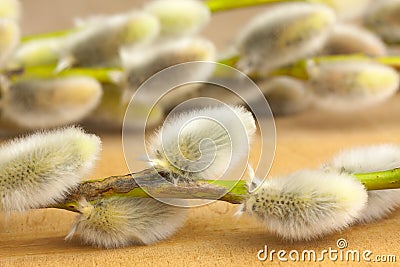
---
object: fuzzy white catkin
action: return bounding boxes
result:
[0,18,19,67]
[309,0,371,21]
[307,60,400,111]
[59,11,159,68]
[365,0,400,43]
[1,76,103,129]
[323,144,400,224]
[322,24,387,56]
[0,126,101,212]
[235,2,336,74]
[66,197,187,248]
[0,0,20,20]
[144,0,210,38]
[121,37,215,92]
[86,82,164,130]
[9,37,62,68]
[242,170,367,241]
[257,76,311,116]
[147,105,256,181]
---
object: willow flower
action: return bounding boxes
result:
[323,144,400,223]
[0,126,101,212]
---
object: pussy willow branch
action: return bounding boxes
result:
[3,65,120,83]
[51,167,400,213]
[20,0,289,43]
[3,55,400,84]
[269,55,400,80]
[218,54,400,80]
[205,0,295,12]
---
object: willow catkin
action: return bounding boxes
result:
[86,82,164,130]
[323,144,400,224]
[365,0,400,43]
[9,37,62,68]
[147,105,256,182]
[144,0,210,38]
[309,0,371,21]
[0,126,101,212]
[1,76,102,129]
[0,0,20,20]
[235,2,335,74]
[241,169,367,241]
[322,24,387,56]
[121,37,215,95]
[59,11,159,68]
[0,18,19,66]
[257,76,311,116]
[66,197,187,248]
[307,60,400,111]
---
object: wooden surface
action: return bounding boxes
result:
[1,95,400,266]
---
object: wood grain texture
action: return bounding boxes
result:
[1,94,400,266]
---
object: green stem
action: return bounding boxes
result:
[5,54,400,85]
[4,66,121,83]
[218,54,400,80]
[353,168,400,190]
[51,167,400,213]
[205,0,294,12]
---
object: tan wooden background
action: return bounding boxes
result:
[0,1,399,266]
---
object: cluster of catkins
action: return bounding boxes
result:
[235,0,400,115]
[0,0,399,132]
[0,106,399,248]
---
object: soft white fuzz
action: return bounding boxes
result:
[87,83,164,130]
[2,76,102,129]
[323,24,387,56]
[10,37,62,68]
[258,76,310,116]
[59,11,159,68]
[0,0,20,20]
[0,126,101,212]
[311,0,371,21]
[144,0,210,38]
[235,2,335,74]
[307,60,400,111]
[121,37,215,98]
[365,0,400,43]
[242,170,367,241]
[66,197,187,248]
[0,18,19,66]
[323,144,400,223]
[147,105,256,182]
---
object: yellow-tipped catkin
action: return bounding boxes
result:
[2,76,103,129]
[66,197,187,248]
[323,144,400,224]
[9,37,62,68]
[144,0,210,38]
[365,0,400,43]
[257,76,311,116]
[235,2,336,74]
[242,169,367,241]
[322,24,387,56]
[0,18,19,66]
[307,60,400,111]
[0,126,101,212]
[59,11,160,68]
[0,0,20,20]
